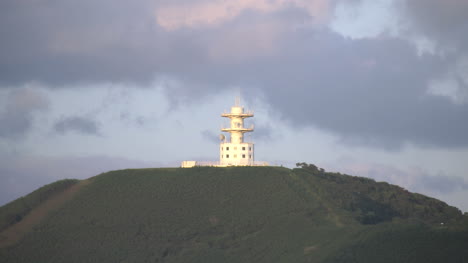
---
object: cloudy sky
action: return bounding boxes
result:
[1,0,467,211]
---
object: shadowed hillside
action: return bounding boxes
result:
[0,179,79,232]
[1,165,467,262]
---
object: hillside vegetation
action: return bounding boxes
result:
[0,179,79,232]
[0,165,467,262]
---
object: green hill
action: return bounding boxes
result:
[1,165,467,262]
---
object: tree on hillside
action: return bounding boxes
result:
[295,162,325,174]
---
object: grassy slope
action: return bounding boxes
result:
[0,180,89,248]
[1,167,467,262]
[0,179,79,232]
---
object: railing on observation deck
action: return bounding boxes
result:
[220,124,254,130]
[221,110,254,117]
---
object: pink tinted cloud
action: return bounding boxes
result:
[155,0,332,30]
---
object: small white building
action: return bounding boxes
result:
[181,97,267,168]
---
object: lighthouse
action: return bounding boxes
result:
[180,97,267,168]
[219,97,254,166]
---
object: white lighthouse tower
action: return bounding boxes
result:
[219,97,255,166]
[180,97,268,168]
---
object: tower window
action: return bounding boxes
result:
[242,147,246,151]
[249,155,251,159]
[234,154,237,158]
[242,154,246,158]
[226,147,229,151]
[249,147,252,151]
[226,154,229,158]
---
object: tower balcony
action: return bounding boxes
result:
[221,124,254,132]
[221,110,254,118]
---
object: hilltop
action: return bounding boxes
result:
[1,164,467,262]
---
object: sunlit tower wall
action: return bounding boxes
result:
[219,98,255,166]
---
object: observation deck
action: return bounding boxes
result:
[220,110,254,118]
[221,124,254,133]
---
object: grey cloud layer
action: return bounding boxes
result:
[0,88,48,139]
[1,0,467,148]
[54,116,100,135]
[402,0,468,51]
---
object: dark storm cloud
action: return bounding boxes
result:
[401,0,468,51]
[0,0,193,86]
[0,88,48,139]
[1,0,467,149]
[54,116,100,135]
[257,32,467,149]
[397,0,468,109]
